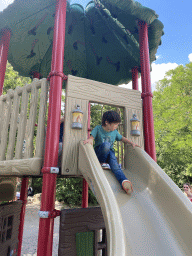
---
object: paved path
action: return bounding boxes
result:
[21,202,66,256]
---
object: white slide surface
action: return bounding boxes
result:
[78,141,192,256]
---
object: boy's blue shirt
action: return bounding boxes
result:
[91,125,122,150]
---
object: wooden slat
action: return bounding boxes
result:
[6,88,21,160]
[62,97,89,175]
[0,79,48,176]
[0,97,4,143]
[124,107,144,169]
[120,124,124,169]
[0,90,13,160]
[124,107,144,147]
[66,75,141,109]
[15,87,29,159]
[0,157,43,175]
[24,80,39,159]
[35,79,48,158]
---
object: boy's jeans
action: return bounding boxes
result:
[95,142,127,186]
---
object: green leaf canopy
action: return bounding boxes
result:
[0,0,164,86]
[153,62,192,186]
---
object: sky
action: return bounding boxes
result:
[1,0,192,91]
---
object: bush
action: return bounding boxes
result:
[31,178,42,194]
[32,177,98,207]
[56,178,98,207]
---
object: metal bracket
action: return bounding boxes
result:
[141,92,153,99]
[38,211,49,218]
[38,209,61,219]
[47,71,68,81]
[50,167,59,174]
[41,167,59,174]
[49,209,61,218]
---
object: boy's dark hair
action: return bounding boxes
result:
[102,110,121,126]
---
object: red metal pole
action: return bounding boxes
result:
[0,28,29,256]
[0,28,11,95]
[138,20,156,161]
[131,66,139,90]
[17,177,29,256]
[31,71,41,79]
[37,0,67,255]
[82,103,91,208]
[82,179,89,208]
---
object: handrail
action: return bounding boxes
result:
[0,78,48,175]
[0,79,42,101]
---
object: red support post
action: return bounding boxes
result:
[31,71,41,79]
[17,177,29,256]
[131,66,139,90]
[0,28,29,256]
[37,0,67,255]
[138,20,156,161]
[82,179,89,208]
[82,103,91,208]
[0,28,11,95]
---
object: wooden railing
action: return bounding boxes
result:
[0,78,48,176]
[116,123,125,169]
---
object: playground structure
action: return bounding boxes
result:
[0,0,192,255]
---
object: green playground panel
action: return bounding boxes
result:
[76,231,94,256]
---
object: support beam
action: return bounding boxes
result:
[0,28,11,95]
[0,28,29,256]
[37,0,67,255]
[31,71,41,79]
[82,102,91,208]
[138,20,156,161]
[82,179,89,208]
[131,66,139,90]
[17,177,29,256]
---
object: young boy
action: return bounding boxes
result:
[83,110,136,194]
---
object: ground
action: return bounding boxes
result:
[21,194,69,256]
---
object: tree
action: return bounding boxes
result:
[153,62,192,187]
[3,62,31,94]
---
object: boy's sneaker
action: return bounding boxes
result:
[101,163,111,170]
[122,180,133,194]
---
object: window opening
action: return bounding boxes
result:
[0,215,13,243]
[90,103,125,168]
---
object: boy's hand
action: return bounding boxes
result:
[83,137,94,146]
[127,141,136,148]
[127,141,140,148]
[122,137,140,148]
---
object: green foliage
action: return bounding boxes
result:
[90,103,124,160]
[3,62,31,94]
[31,178,43,194]
[153,62,192,187]
[56,178,98,207]
[31,177,98,207]
[90,103,123,128]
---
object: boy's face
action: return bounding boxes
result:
[105,121,120,131]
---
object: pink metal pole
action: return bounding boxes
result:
[0,28,29,256]
[0,28,11,95]
[31,71,41,79]
[82,179,89,208]
[131,66,139,90]
[17,177,29,256]
[82,103,91,208]
[138,20,156,161]
[37,0,67,255]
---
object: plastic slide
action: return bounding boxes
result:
[78,141,192,256]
